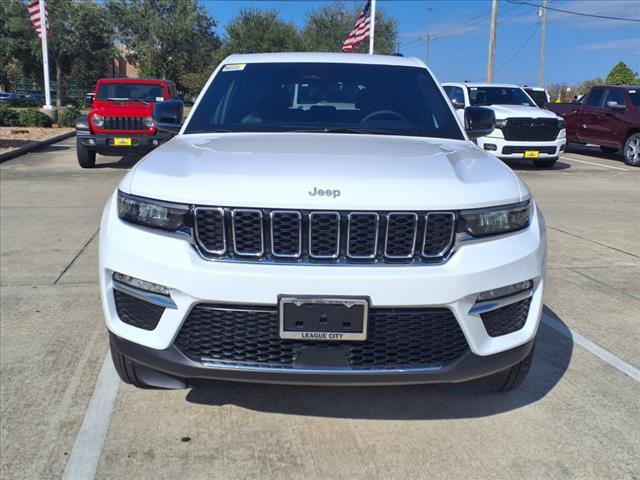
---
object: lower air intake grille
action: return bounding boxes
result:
[480,298,531,337]
[113,289,164,331]
[174,304,469,369]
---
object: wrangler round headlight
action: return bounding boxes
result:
[142,116,154,128]
[460,201,531,237]
[117,191,190,231]
[91,114,104,128]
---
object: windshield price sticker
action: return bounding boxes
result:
[223,63,246,72]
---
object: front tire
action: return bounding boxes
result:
[623,133,640,166]
[110,341,155,389]
[76,141,96,168]
[533,157,558,169]
[483,343,536,392]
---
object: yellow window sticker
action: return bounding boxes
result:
[222,63,246,72]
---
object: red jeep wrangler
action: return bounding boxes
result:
[75,78,182,168]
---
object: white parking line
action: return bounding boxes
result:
[62,354,120,480]
[543,315,640,383]
[561,156,629,171]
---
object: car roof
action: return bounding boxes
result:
[97,78,171,85]
[222,52,425,68]
[442,82,522,88]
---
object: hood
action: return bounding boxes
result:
[123,132,527,211]
[91,100,154,116]
[487,104,560,120]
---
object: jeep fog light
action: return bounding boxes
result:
[477,280,533,302]
[113,272,170,296]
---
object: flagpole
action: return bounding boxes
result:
[39,0,52,110]
[368,0,376,54]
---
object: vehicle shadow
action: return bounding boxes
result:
[93,155,142,169]
[504,159,571,171]
[185,306,572,419]
[564,144,624,162]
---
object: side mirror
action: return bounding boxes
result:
[153,100,184,134]
[83,96,93,108]
[451,99,465,110]
[606,101,625,111]
[464,106,495,139]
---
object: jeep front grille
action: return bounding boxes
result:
[194,207,456,264]
[102,116,146,131]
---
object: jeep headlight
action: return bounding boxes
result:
[117,191,190,231]
[91,114,104,128]
[142,116,154,128]
[460,201,531,237]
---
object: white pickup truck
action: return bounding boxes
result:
[442,82,566,168]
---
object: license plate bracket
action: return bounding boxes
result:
[279,297,369,341]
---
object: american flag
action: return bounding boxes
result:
[27,0,50,39]
[342,0,372,52]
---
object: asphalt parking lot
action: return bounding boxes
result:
[1,140,639,480]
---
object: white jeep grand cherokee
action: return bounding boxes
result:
[101,53,547,392]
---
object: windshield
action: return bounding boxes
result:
[96,83,163,102]
[524,88,548,106]
[628,89,640,107]
[468,86,536,107]
[185,62,464,139]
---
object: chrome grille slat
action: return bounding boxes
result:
[232,209,264,257]
[270,211,302,258]
[347,212,379,259]
[309,212,341,259]
[194,208,456,264]
[384,212,418,259]
[422,212,456,258]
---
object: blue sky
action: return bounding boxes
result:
[200,0,640,86]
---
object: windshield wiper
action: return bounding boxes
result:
[285,127,396,135]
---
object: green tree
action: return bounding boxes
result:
[578,77,605,95]
[108,0,221,95]
[605,61,638,85]
[0,0,40,92]
[48,0,115,104]
[217,9,302,60]
[301,1,398,54]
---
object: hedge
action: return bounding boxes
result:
[0,107,52,127]
[58,105,83,127]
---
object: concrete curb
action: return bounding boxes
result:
[0,130,76,163]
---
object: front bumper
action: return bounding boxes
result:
[76,129,173,156]
[476,134,566,160]
[100,193,547,385]
[110,331,536,386]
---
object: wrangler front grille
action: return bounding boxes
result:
[500,118,560,141]
[102,116,146,131]
[194,207,456,264]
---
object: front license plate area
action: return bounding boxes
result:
[113,138,132,146]
[279,297,369,341]
[524,150,539,158]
